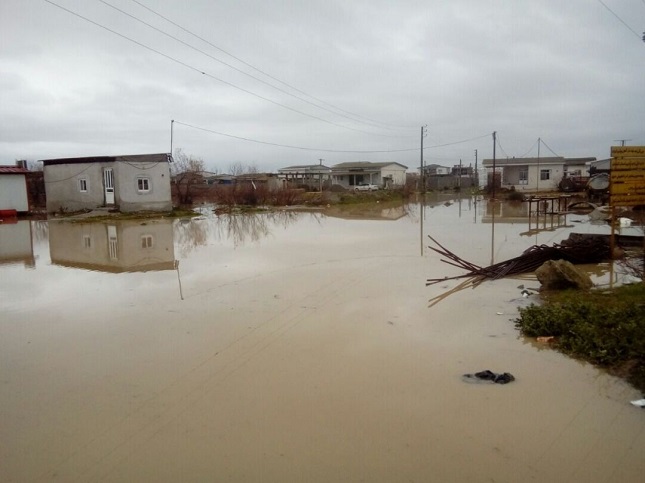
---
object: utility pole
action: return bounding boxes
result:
[420,125,427,193]
[318,158,324,192]
[458,159,462,190]
[170,119,174,156]
[537,137,541,192]
[492,131,497,199]
[474,149,478,189]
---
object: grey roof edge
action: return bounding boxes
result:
[41,153,171,166]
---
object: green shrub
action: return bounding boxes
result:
[515,283,645,391]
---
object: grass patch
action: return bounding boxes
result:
[515,283,645,392]
[338,190,405,205]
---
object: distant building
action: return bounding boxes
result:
[42,153,172,213]
[588,158,611,175]
[0,164,30,213]
[278,164,332,189]
[421,164,451,176]
[331,162,408,189]
[234,173,282,191]
[451,165,473,176]
[482,156,595,192]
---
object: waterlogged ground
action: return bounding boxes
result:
[1,196,644,482]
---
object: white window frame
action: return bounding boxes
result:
[79,178,88,192]
[137,177,151,193]
[540,169,551,181]
[518,168,528,185]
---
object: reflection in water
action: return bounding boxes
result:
[49,220,176,273]
[324,202,408,221]
[32,220,49,243]
[489,200,495,265]
[174,211,317,256]
[0,220,35,268]
[174,217,212,258]
[481,199,572,237]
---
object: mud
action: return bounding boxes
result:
[1,196,644,482]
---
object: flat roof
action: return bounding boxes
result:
[41,153,170,166]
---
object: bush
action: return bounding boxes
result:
[515,284,645,391]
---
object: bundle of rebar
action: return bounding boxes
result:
[426,235,610,286]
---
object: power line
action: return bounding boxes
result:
[540,139,560,157]
[98,0,414,137]
[44,0,408,138]
[174,120,489,154]
[128,0,416,131]
[596,0,642,40]
[495,135,509,158]
[518,138,539,158]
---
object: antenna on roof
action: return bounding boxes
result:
[613,139,631,147]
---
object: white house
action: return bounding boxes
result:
[42,154,173,213]
[0,165,30,213]
[422,164,451,175]
[331,162,408,189]
[482,156,595,192]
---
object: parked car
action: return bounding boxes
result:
[353,183,379,191]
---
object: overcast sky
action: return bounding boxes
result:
[1,0,644,172]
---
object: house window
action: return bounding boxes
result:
[83,235,91,248]
[137,177,151,193]
[141,235,154,249]
[79,178,88,192]
[519,169,528,185]
[540,169,551,181]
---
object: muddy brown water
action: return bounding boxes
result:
[1,196,644,482]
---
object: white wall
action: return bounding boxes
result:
[0,174,29,211]
[380,165,407,186]
[44,162,105,212]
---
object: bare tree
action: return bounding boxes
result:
[171,149,206,205]
[228,161,245,176]
[228,161,259,175]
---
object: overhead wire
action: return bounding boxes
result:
[43,0,412,138]
[127,0,416,131]
[518,138,539,158]
[98,0,414,137]
[596,0,643,40]
[174,120,490,154]
[495,135,509,158]
[540,139,561,157]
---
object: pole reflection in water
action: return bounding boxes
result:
[490,199,496,266]
[420,202,424,257]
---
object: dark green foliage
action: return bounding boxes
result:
[515,284,645,392]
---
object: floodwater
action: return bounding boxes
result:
[1,195,643,483]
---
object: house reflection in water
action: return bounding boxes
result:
[324,203,407,221]
[0,220,35,268]
[49,220,176,272]
[481,200,571,236]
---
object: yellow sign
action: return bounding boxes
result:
[610,146,645,207]
[612,146,645,157]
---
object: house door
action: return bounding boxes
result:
[103,168,115,205]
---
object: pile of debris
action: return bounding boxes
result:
[426,234,611,286]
